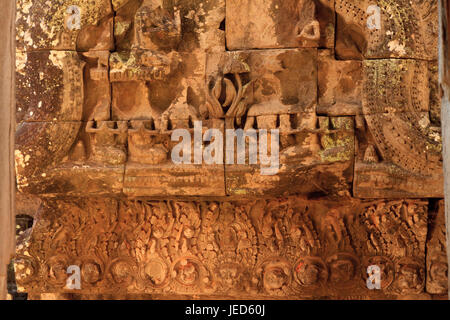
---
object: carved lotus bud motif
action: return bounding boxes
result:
[206,58,253,127]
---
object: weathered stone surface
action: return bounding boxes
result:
[15,197,428,298]
[226,0,334,50]
[426,200,448,295]
[16,0,114,52]
[15,121,81,192]
[110,51,205,121]
[15,121,126,196]
[318,49,362,115]
[16,49,111,122]
[354,111,443,198]
[335,0,438,60]
[206,49,317,121]
[16,51,85,122]
[13,0,448,301]
[362,59,432,115]
[124,119,225,197]
[225,116,354,197]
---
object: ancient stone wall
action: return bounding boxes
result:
[13,0,448,299]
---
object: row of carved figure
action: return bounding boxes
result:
[14,198,447,297]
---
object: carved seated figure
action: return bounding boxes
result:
[86,121,127,165]
[244,102,321,164]
[295,0,321,46]
[109,1,182,121]
[128,120,169,165]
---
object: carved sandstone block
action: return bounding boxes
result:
[362,59,432,115]
[15,121,82,193]
[206,49,317,122]
[15,197,428,297]
[354,111,443,198]
[335,0,438,60]
[15,121,127,196]
[225,116,354,197]
[353,200,428,295]
[113,0,225,53]
[17,49,112,123]
[318,49,363,115]
[16,51,85,122]
[110,51,205,121]
[16,0,114,51]
[81,51,112,121]
[225,0,334,50]
[124,119,226,197]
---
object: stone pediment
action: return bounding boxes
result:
[13,0,447,300]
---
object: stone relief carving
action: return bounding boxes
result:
[335,0,438,60]
[14,0,447,300]
[14,197,434,298]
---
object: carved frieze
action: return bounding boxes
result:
[16,51,85,122]
[13,0,447,301]
[124,118,226,197]
[15,198,429,298]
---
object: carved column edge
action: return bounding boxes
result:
[439,0,450,300]
[0,0,16,300]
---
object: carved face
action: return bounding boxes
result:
[430,261,448,282]
[363,256,394,289]
[183,227,194,239]
[264,266,289,290]
[144,260,167,286]
[396,263,424,293]
[111,260,133,284]
[82,262,101,284]
[297,263,320,286]
[174,260,199,286]
[219,226,238,250]
[219,264,239,288]
[49,261,67,283]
